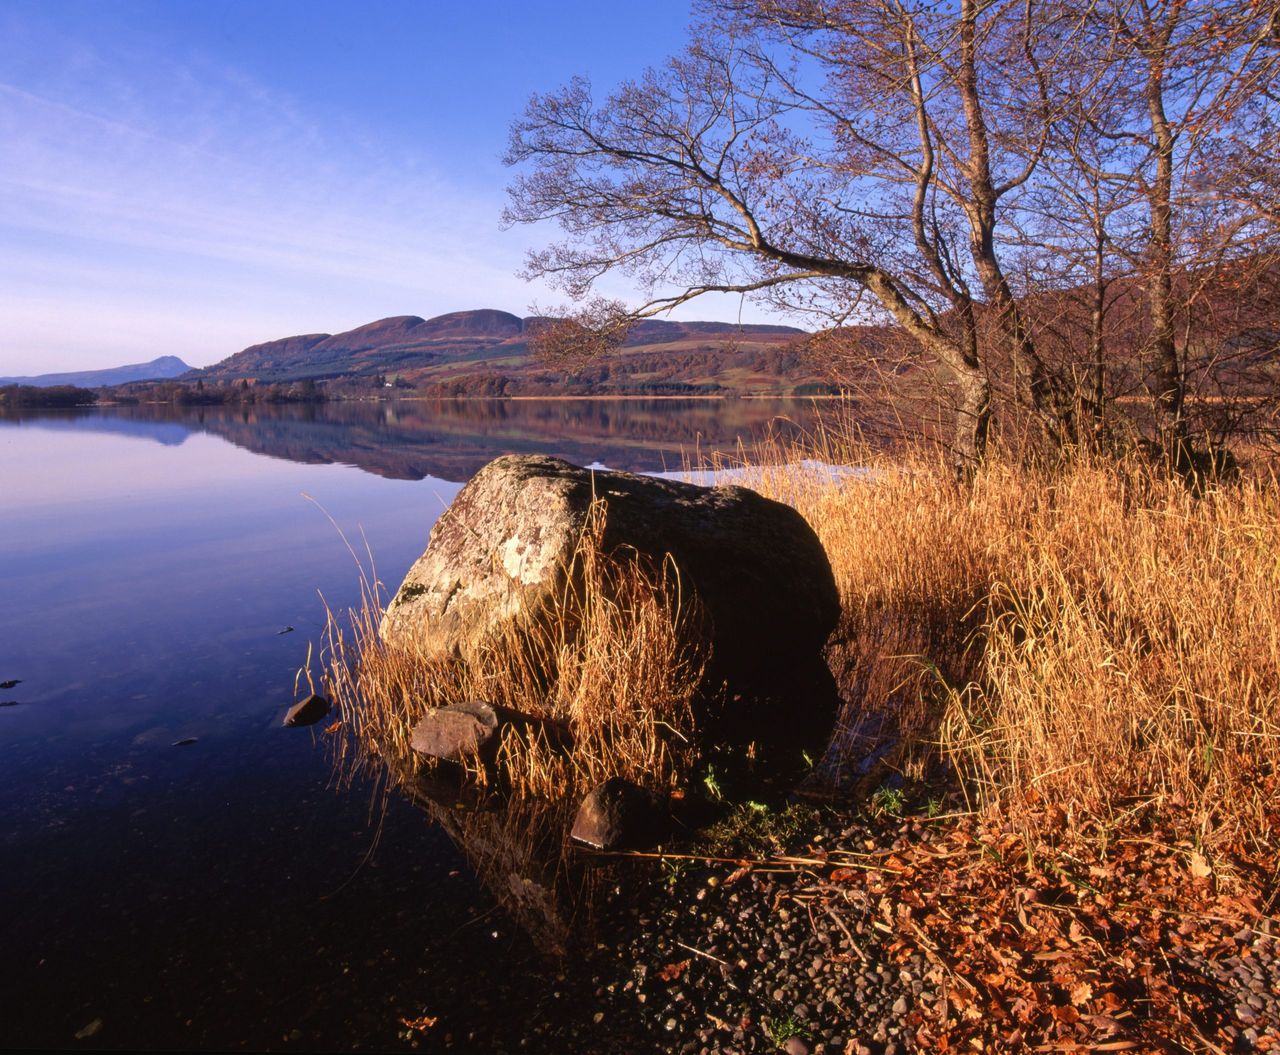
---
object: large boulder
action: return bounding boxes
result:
[381,455,839,695]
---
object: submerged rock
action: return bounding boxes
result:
[409,700,573,763]
[409,700,501,761]
[282,693,330,727]
[74,1018,103,1040]
[381,455,840,743]
[570,777,667,851]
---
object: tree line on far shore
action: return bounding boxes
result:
[0,385,99,408]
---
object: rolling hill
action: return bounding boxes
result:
[193,309,827,396]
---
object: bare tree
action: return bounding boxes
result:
[505,0,1280,467]
[506,1,1099,467]
[1066,0,1280,460]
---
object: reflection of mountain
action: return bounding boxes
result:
[2,399,831,482]
[0,407,192,446]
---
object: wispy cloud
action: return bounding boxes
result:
[0,28,544,372]
[0,4,778,375]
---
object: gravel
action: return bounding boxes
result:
[410,807,1280,1053]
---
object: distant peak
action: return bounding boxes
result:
[413,309,524,339]
[338,315,428,335]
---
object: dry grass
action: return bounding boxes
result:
[947,460,1280,854]
[324,405,1279,858]
[322,499,704,805]
[726,421,1280,854]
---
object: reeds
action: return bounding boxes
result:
[322,498,704,804]
[944,459,1280,850]
[734,423,1280,851]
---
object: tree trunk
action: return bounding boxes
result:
[860,268,990,470]
[953,364,992,473]
[1145,55,1186,461]
[956,0,1073,449]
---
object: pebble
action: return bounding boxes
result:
[419,808,1280,1053]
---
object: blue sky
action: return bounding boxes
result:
[0,0,771,374]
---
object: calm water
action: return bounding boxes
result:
[0,398,824,1050]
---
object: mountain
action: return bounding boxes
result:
[194,309,824,396]
[0,355,192,388]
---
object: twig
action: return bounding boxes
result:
[676,940,730,967]
[584,847,903,874]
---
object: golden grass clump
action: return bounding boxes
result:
[950,461,1280,850]
[733,419,1280,851]
[322,499,704,805]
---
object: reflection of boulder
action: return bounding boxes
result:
[381,455,840,747]
[400,771,587,954]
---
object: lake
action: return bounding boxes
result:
[0,397,827,1050]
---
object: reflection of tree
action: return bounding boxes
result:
[6,399,834,481]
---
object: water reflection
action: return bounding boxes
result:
[0,395,839,1045]
[399,771,585,954]
[0,397,830,481]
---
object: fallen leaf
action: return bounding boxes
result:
[656,959,690,982]
[400,1015,438,1031]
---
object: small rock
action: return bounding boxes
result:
[784,1037,810,1055]
[570,777,667,850]
[282,693,331,728]
[409,700,499,760]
